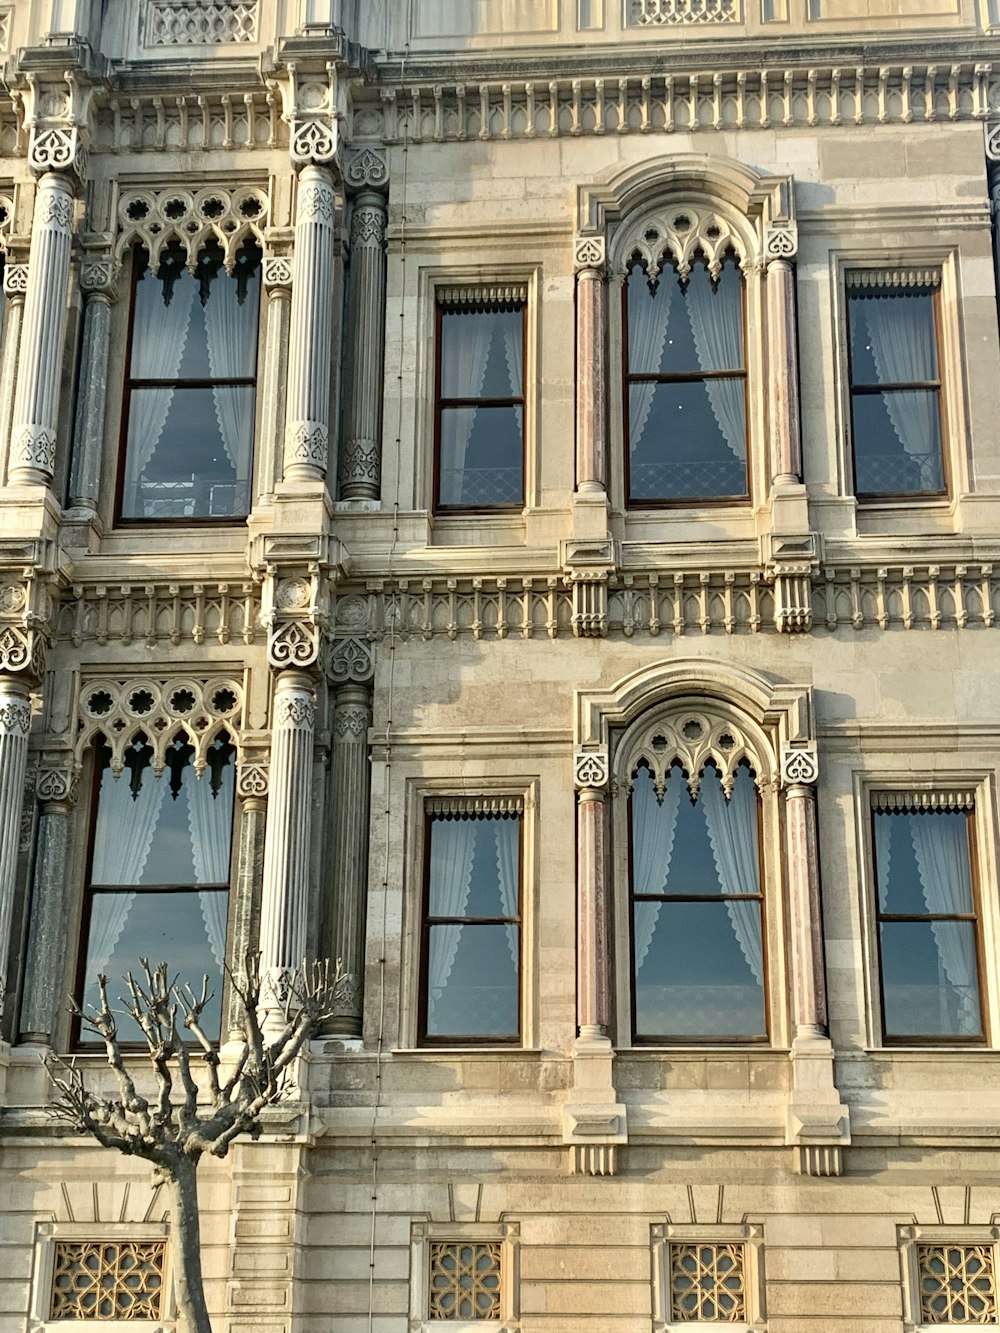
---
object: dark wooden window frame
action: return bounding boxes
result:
[845,274,948,503]
[418,809,523,1047]
[627,761,769,1047]
[622,254,751,510]
[433,296,527,515]
[72,735,236,1050]
[871,802,987,1047]
[114,239,262,529]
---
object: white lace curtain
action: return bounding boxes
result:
[439,310,522,502]
[186,767,233,970]
[856,293,939,476]
[701,767,764,986]
[204,268,257,479]
[124,274,196,487]
[627,273,672,455]
[632,767,682,970]
[686,266,745,462]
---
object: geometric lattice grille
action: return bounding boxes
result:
[670,1243,746,1322]
[428,1242,502,1321]
[49,1242,166,1321]
[918,1245,997,1324]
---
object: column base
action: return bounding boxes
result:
[786,1031,851,1176]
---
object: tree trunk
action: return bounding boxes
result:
[168,1156,213,1333]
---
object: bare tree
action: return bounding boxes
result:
[45,954,342,1333]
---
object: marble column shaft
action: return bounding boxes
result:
[20,796,74,1041]
[575,266,606,494]
[576,787,609,1036]
[228,795,266,1038]
[767,258,803,484]
[0,277,26,482]
[283,164,336,482]
[785,781,828,1035]
[340,192,387,500]
[0,678,31,992]
[68,288,113,512]
[9,172,75,486]
[328,683,372,1035]
[258,270,292,502]
[259,671,316,978]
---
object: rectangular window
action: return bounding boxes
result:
[77,735,235,1044]
[872,794,984,1044]
[652,1223,764,1332]
[49,1240,167,1321]
[846,268,945,499]
[420,798,523,1044]
[118,238,261,522]
[410,1222,519,1330]
[434,287,526,511]
[625,255,748,505]
[631,763,766,1043]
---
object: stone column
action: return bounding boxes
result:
[258,672,316,991]
[339,191,388,500]
[228,764,268,1039]
[0,677,31,997]
[19,763,78,1042]
[257,258,293,505]
[782,749,828,1038]
[67,260,116,515]
[8,172,76,487]
[574,236,607,495]
[575,753,611,1038]
[327,682,372,1036]
[764,227,802,486]
[283,165,336,484]
[0,265,27,482]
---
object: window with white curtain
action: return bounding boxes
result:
[872,794,984,1044]
[625,254,748,504]
[119,236,261,521]
[77,733,235,1044]
[420,798,522,1043]
[434,288,526,510]
[846,269,945,499]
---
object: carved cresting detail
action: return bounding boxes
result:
[116,184,269,273]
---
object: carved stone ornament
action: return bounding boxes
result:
[297,178,336,224]
[327,635,375,684]
[80,258,117,294]
[3,264,28,296]
[781,747,819,786]
[574,234,607,272]
[764,222,799,262]
[574,749,610,790]
[0,624,46,679]
[75,675,244,776]
[350,203,386,248]
[344,146,389,191]
[268,618,320,669]
[36,763,80,805]
[986,121,1000,163]
[116,185,269,274]
[613,202,752,281]
[236,760,269,799]
[290,116,338,166]
[0,695,31,735]
[273,692,316,730]
[333,705,368,739]
[285,419,329,466]
[28,125,86,180]
[620,706,765,798]
[263,255,293,289]
[11,426,57,475]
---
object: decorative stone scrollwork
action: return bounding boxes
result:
[614,203,752,281]
[297,179,336,223]
[0,696,31,735]
[11,426,57,475]
[291,117,338,166]
[273,691,316,729]
[80,258,117,294]
[28,126,86,180]
[574,235,606,272]
[621,708,764,797]
[74,675,244,775]
[574,750,610,790]
[327,636,375,684]
[343,147,389,191]
[334,705,369,739]
[285,420,329,465]
[781,747,819,786]
[350,204,385,247]
[36,764,80,805]
[263,255,293,289]
[236,761,269,799]
[145,0,259,45]
[0,624,42,676]
[115,184,269,273]
[986,121,1000,162]
[764,222,798,262]
[3,265,28,296]
[268,618,320,669]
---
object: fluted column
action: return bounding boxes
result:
[0,265,27,483]
[327,683,372,1036]
[339,191,387,500]
[283,165,336,483]
[765,228,802,486]
[259,672,316,991]
[67,261,116,514]
[258,258,293,504]
[575,759,610,1038]
[574,236,607,495]
[20,764,78,1042]
[782,750,828,1039]
[0,677,31,996]
[8,173,75,487]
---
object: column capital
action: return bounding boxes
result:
[263,255,294,291]
[326,635,375,685]
[343,147,389,195]
[80,255,118,298]
[985,119,1000,162]
[575,749,610,792]
[781,747,819,789]
[764,222,798,266]
[36,759,80,809]
[3,264,28,298]
[574,234,606,275]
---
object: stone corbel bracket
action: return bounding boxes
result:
[762,532,822,634]
[16,65,99,185]
[255,535,351,671]
[0,541,64,683]
[561,538,616,640]
[265,58,342,167]
[562,1105,628,1178]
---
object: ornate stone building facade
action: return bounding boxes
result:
[1,0,1000,1329]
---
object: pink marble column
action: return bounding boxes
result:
[785,776,828,1037]
[577,785,610,1037]
[766,250,802,486]
[574,236,607,496]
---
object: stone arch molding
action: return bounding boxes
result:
[115,182,270,274]
[573,657,815,791]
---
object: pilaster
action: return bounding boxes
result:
[66,256,116,517]
[0,677,32,1011]
[0,265,28,484]
[257,256,294,507]
[229,747,269,1039]
[573,235,608,498]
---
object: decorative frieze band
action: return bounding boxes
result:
[436,284,528,308]
[425,795,524,817]
[93,92,283,155]
[871,790,976,812]
[53,582,261,647]
[144,0,258,46]
[845,267,941,290]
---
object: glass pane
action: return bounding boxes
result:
[633,899,766,1039]
[628,380,746,501]
[852,389,943,495]
[438,405,523,506]
[80,889,226,1043]
[91,740,235,887]
[874,809,973,916]
[440,307,523,399]
[428,816,519,920]
[122,385,254,518]
[881,920,982,1039]
[426,923,518,1038]
[849,289,938,386]
[627,260,744,376]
